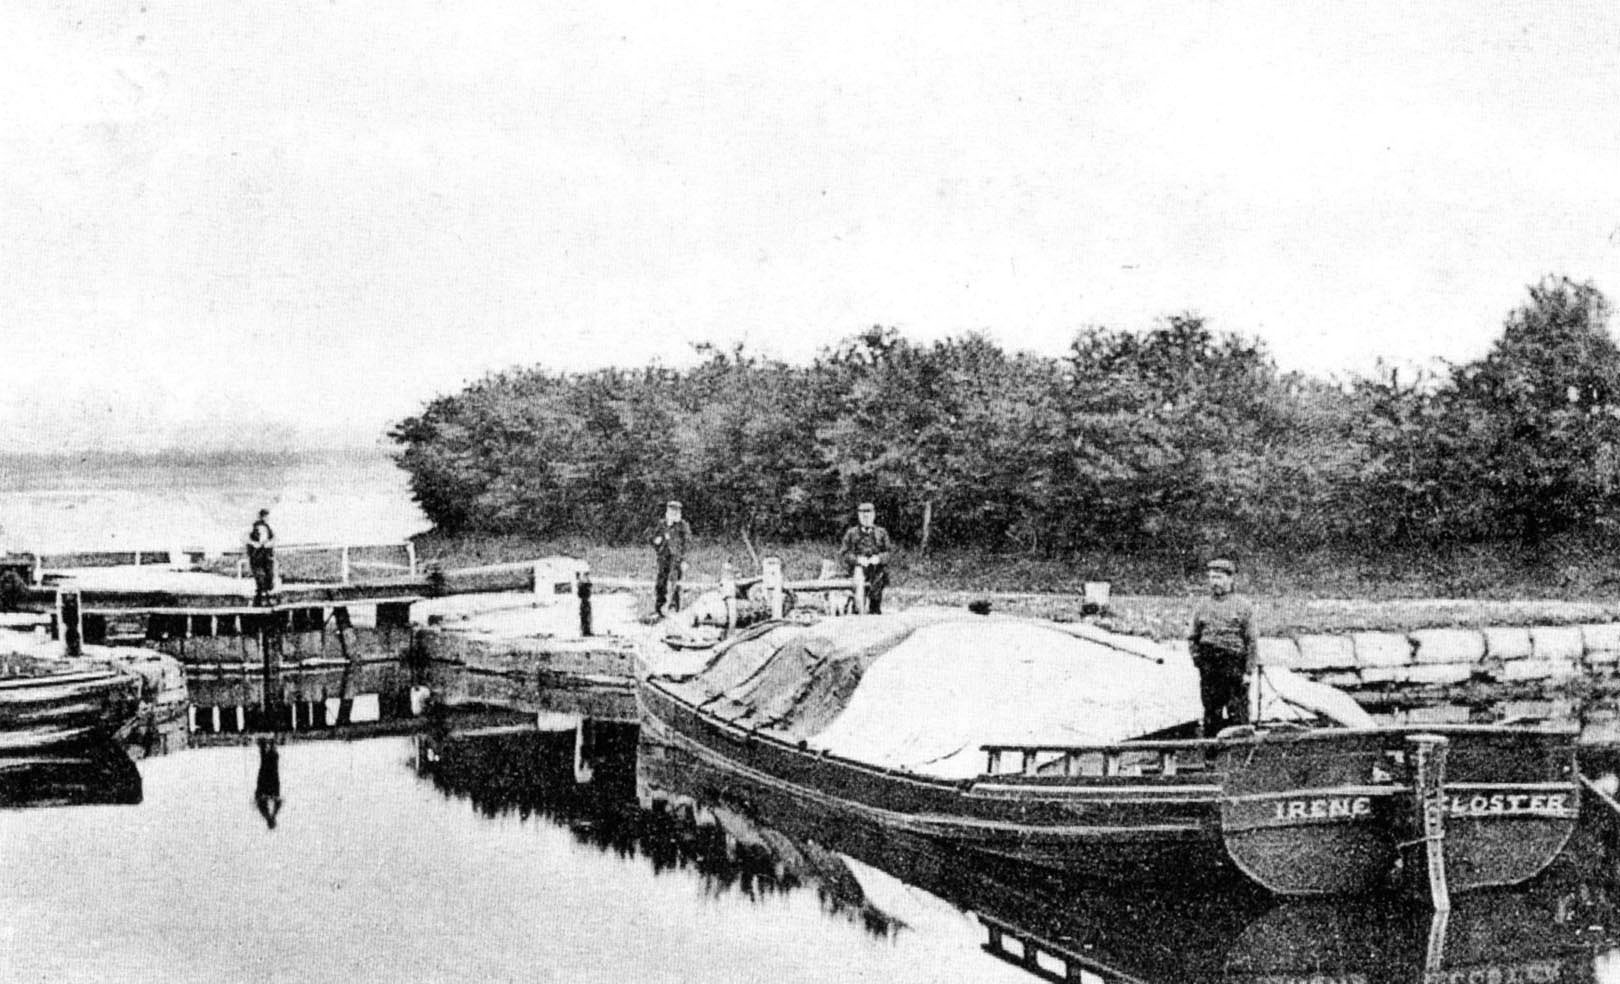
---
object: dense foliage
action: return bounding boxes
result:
[392,277,1620,558]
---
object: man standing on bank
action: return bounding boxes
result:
[246,508,277,605]
[649,500,692,618]
[840,502,892,615]
[1188,558,1257,738]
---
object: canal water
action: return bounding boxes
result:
[6,717,1620,983]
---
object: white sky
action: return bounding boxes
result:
[3,0,1618,451]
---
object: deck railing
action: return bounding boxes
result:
[980,740,1211,779]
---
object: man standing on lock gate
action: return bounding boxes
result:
[839,502,892,615]
[246,508,277,605]
[648,500,692,618]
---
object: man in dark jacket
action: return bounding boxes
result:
[649,500,692,617]
[246,508,276,605]
[1188,558,1257,737]
[839,502,892,614]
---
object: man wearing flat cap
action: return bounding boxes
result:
[246,508,277,605]
[1188,558,1256,737]
[648,500,692,618]
[839,502,892,614]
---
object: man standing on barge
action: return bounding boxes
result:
[1189,558,1256,737]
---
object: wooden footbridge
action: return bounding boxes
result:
[0,542,866,732]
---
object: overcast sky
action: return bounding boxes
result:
[3,0,1618,452]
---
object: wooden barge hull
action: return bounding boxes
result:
[0,670,143,752]
[639,679,1232,881]
[639,678,1580,896]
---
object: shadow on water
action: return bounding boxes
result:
[417,717,1620,984]
[0,739,143,809]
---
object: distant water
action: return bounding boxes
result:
[0,450,428,553]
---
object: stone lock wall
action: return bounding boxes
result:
[1256,623,1620,689]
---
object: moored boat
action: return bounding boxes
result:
[637,611,1580,900]
[1,652,144,752]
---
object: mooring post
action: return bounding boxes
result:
[1408,733,1451,912]
[61,590,83,657]
[819,559,839,615]
[762,556,784,619]
[576,569,593,637]
[720,561,738,636]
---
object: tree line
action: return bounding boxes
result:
[390,276,1620,558]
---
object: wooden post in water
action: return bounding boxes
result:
[1408,733,1451,912]
[259,612,283,716]
[762,557,784,619]
[576,569,593,637]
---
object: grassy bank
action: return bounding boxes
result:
[411,531,1620,640]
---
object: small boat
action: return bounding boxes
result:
[637,612,1581,901]
[1,652,144,752]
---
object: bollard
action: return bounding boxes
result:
[60,590,83,656]
[762,557,784,619]
[852,565,867,616]
[340,545,352,584]
[577,570,593,637]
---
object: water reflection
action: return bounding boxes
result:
[254,736,283,829]
[418,719,1620,984]
[0,740,142,809]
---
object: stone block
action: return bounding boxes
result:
[1410,628,1486,665]
[1359,665,1409,685]
[1404,703,1474,725]
[1399,663,1476,686]
[1352,632,1413,668]
[1255,636,1299,667]
[1529,626,1585,662]
[1583,623,1620,661]
[1294,634,1358,671]
[1500,700,1557,722]
[1496,657,1579,683]
[1482,627,1533,661]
